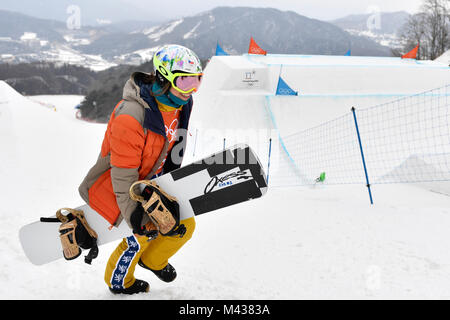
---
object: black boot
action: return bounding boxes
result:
[138,259,177,283]
[109,279,149,295]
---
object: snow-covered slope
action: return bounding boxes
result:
[1,55,450,300]
[435,50,450,66]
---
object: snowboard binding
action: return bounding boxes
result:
[41,208,99,264]
[129,180,186,239]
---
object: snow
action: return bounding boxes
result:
[1,51,450,299]
[133,48,159,61]
[63,35,92,46]
[147,19,184,42]
[345,29,403,49]
[44,47,117,71]
[96,19,112,26]
[435,50,450,66]
[20,32,37,41]
[183,22,201,39]
[191,55,449,139]
[116,47,160,65]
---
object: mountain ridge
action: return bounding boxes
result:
[0,6,394,68]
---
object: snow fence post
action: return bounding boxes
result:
[193,129,198,157]
[267,138,272,184]
[351,107,374,205]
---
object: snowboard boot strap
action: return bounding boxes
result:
[41,208,99,264]
[129,180,177,203]
[129,180,185,237]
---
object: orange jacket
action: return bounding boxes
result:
[79,72,193,227]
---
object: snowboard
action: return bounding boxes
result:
[19,144,268,266]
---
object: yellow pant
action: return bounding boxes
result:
[105,217,195,290]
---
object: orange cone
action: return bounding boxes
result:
[248,37,267,55]
[401,44,419,59]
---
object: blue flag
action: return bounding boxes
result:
[345,50,351,56]
[215,43,229,56]
[276,77,298,96]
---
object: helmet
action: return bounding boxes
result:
[153,44,203,94]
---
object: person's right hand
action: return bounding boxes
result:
[130,204,146,235]
[130,204,158,239]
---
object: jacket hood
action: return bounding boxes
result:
[122,72,153,109]
[122,71,194,137]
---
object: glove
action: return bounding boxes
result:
[134,183,185,238]
[141,185,153,201]
[130,203,146,236]
[130,203,159,240]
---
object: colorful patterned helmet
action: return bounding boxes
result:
[153,44,203,94]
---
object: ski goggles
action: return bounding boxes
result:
[171,73,203,94]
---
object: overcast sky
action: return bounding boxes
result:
[126,0,423,21]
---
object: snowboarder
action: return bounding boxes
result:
[78,44,203,294]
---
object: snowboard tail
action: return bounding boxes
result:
[19,144,268,266]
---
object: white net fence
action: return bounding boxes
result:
[266,84,450,187]
[186,84,450,192]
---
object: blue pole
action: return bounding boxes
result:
[351,107,374,205]
[267,138,272,184]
